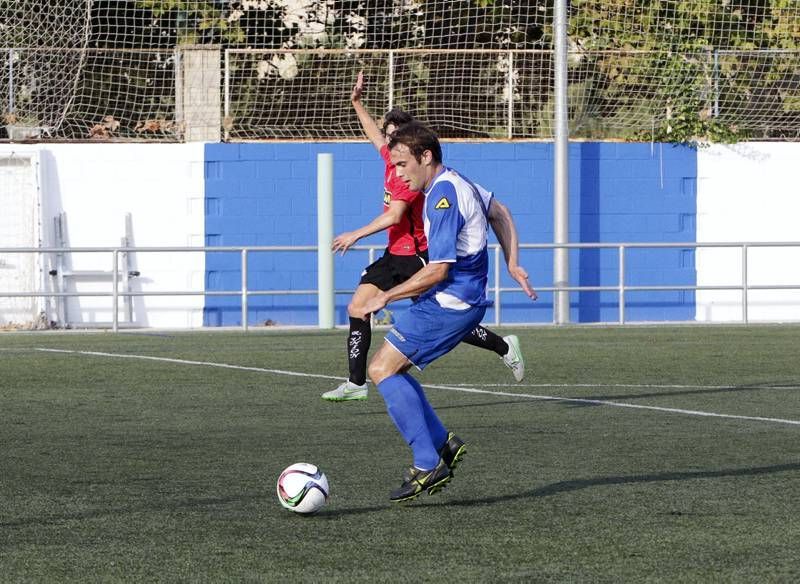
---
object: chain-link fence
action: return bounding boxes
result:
[2,1,798,142]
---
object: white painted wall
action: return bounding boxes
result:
[0,143,206,328]
[696,143,800,322]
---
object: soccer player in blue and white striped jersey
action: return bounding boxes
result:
[359,121,537,502]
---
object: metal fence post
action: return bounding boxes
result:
[174,48,183,132]
[112,249,119,332]
[742,244,749,324]
[618,245,626,324]
[223,49,231,141]
[7,49,14,115]
[713,48,720,118]
[553,0,571,324]
[494,246,501,326]
[317,153,335,329]
[507,50,514,139]
[388,50,395,112]
[241,248,248,331]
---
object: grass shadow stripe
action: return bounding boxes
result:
[443,461,800,508]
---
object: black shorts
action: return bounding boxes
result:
[359,250,429,292]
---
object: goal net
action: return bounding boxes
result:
[1,0,91,138]
[1,0,798,141]
[0,152,45,329]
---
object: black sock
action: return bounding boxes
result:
[347,317,372,386]
[461,325,508,356]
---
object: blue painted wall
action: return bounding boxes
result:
[203,142,696,326]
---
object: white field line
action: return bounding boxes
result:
[449,382,800,390]
[34,348,338,381]
[31,347,800,427]
[424,382,800,426]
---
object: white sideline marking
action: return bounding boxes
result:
[33,347,800,427]
[34,348,337,381]
[450,382,800,390]
[424,382,800,426]
[452,382,730,389]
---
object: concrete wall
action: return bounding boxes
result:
[204,141,697,326]
[696,143,800,322]
[0,143,206,328]
[2,140,798,328]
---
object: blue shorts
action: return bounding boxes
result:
[385,295,487,370]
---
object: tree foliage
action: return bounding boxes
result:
[115,0,797,141]
[569,0,798,142]
[3,0,797,141]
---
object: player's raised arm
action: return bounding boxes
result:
[351,71,384,150]
[488,199,538,300]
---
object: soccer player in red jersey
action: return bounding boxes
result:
[322,72,527,401]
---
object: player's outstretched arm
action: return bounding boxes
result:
[332,200,409,254]
[351,71,384,151]
[488,200,538,300]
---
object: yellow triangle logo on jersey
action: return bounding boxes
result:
[434,197,451,210]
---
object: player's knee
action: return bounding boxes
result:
[346,301,361,318]
[368,356,390,385]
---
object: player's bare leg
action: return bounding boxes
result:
[321,283,382,401]
[366,338,413,385]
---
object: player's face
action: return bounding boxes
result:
[390,143,430,192]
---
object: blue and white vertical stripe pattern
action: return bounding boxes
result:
[422,167,494,308]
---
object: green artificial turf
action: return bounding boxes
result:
[1,325,799,582]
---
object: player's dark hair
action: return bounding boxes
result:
[388,121,442,164]
[382,108,413,134]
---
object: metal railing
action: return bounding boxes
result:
[1,241,800,331]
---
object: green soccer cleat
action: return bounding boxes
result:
[438,432,466,473]
[502,334,525,382]
[321,381,368,401]
[389,459,452,502]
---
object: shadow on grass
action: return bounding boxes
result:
[323,460,800,517]
[350,399,535,416]
[6,462,800,525]
[445,460,800,508]
[570,379,800,407]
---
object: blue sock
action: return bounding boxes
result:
[377,374,439,470]
[401,373,448,452]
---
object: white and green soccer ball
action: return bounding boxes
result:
[276,462,329,514]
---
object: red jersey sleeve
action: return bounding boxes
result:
[379,144,391,165]
[380,144,420,204]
